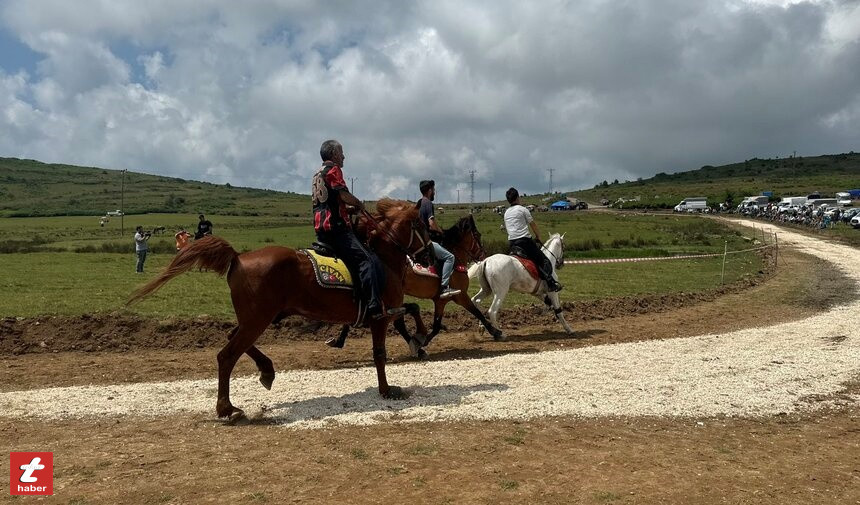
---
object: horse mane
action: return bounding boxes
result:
[375,198,418,223]
[442,215,472,244]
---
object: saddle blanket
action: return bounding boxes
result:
[300,249,353,290]
[512,255,540,280]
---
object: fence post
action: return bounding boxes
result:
[721,240,728,284]
[774,232,779,268]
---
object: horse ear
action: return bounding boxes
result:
[561,232,566,239]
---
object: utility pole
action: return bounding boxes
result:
[348,177,357,194]
[488,182,492,203]
[120,169,127,237]
[546,167,555,195]
[469,170,476,211]
[457,188,460,204]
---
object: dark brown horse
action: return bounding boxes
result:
[329,214,504,356]
[129,199,431,423]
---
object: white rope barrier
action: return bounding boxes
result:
[563,244,773,265]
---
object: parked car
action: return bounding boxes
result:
[106,209,124,216]
[841,208,860,223]
[574,201,588,210]
[851,214,860,229]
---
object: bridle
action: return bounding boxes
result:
[361,209,431,260]
[541,235,565,269]
[466,226,486,261]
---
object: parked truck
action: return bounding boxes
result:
[674,197,708,212]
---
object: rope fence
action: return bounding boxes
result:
[563,243,774,265]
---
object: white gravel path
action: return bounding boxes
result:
[1,221,857,428]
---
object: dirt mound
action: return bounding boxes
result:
[0,255,777,355]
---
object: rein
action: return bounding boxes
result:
[541,236,565,269]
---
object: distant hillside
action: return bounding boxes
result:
[571,152,860,208]
[0,158,309,217]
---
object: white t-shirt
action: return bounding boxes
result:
[504,205,533,241]
[134,232,149,252]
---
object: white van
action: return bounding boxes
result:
[836,192,852,207]
[674,197,708,212]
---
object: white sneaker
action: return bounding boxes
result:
[439,287,461,299]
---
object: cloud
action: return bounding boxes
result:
[0,0,857,202]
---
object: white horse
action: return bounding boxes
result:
[468,233,574,335]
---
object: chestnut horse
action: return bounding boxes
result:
[128,199,431,423]
[328,215,505,356]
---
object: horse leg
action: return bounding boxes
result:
[370,320,406,399]
[394,304,428,360]
[488,285,509,330]
[325,325,350,349]
[548,291,574,334]
[216,320,269,421]
[455,292,505,341]
[421,300,447,347]
[227,326,276,390]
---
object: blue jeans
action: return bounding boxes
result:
[136,250,147,272]
[432,241,455,288]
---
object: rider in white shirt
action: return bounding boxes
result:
[503,187,562,292]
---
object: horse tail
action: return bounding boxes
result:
[127,236,238,305]
[468,260,493,296]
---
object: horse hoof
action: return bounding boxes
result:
[493,331,506,342]
[260,373,275,391]
[325,337,344,349]
[382,386,409,400]
[416,348,429,360]
[227,410,249,426]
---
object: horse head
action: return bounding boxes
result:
[372,198,435,261]
[442,214,485,262]
[544,233,565,269]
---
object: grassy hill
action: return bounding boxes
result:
[0,157,309,217]
[570,152,860,208]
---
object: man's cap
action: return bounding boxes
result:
[419,180,435,194]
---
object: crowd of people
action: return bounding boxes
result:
[736,202,858,230]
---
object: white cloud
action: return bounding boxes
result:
[0,0,857,201]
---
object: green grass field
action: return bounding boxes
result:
[0,157,308,217]
[0,211,764,318]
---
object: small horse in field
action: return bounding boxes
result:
[328,215,504,357]
[129,199,431,423]
[469,233,574,334]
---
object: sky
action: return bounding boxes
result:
[0,0,858,202]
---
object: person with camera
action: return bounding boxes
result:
[195,214,213,239]
[134,225,151,273]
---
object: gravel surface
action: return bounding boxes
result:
[2,221,857,427]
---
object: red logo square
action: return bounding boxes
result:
[9,452,53,496]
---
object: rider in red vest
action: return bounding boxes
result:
[312,139,394,319]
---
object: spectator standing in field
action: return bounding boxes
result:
[175,229,190,252]
[195,214,213,239]
[134,226,151,273]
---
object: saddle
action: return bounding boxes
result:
[509,248,540,281]
[299,249,353,290]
